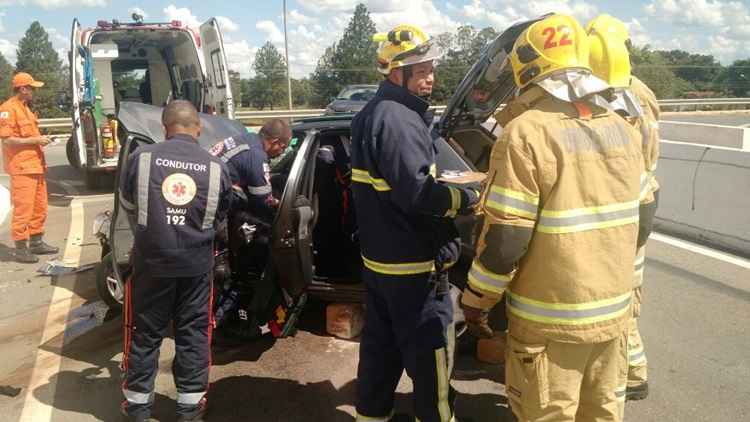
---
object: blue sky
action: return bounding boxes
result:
[0,0,747,78]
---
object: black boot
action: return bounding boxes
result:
[12,240,39,264]
[626,381,649,401]
[29,234,59,255]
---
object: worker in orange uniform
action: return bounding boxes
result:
[587,14,661,401]
[0,72,58,263]
[461,14,655,421]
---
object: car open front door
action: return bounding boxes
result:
[270,130,318,299]
[70,18,87,167]
[199,18,234,118]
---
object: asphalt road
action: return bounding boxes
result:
[0,142,749,421]
[661,111,750,127]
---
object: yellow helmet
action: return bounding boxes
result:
[510,14,590,89]
[586,14,632,88]
[373,24,442,75]
[586,14,630,41]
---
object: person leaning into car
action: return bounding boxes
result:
[208,118,291,223]
[0,72,59,264]
[350,25,479,422]
[118,100,232,422]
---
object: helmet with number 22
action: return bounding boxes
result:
[510,14,591,89]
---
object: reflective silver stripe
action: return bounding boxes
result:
[176,391,206,405]
[487,190,539,216]
[468,261,511,294]
[507,291,631,324]
[538,206,639,229]
[629,348,646,364]
[123,389,153,404]
[137,152,152,226]
[119,192,135,211]
[220,144,249,163]
[202,162,221,230]
[247,184,272,195]
[615,385,627,400]
[640,173,650,200]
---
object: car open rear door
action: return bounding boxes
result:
[270,130,318,299]
[70,18,87,167]
[199,18,234,118]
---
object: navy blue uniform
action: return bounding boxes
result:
[119,133,231,419]
[351,80,477,422]
[209,131,276,222]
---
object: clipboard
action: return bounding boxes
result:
[437,171,487,184]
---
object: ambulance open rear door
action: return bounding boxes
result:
[199,18,234,118]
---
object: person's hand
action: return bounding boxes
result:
[461,303,493,339]
[35,136,51,146]
[459,188,480,215]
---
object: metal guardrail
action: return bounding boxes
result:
[38,99,750,130]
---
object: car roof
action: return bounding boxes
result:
[291,114,355,132]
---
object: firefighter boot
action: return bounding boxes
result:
[12,240,39,264]
[29,234,59,255]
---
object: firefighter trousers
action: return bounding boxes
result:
[506,328,628,422]
[628,286,647,386]
[9,174,47,241]
[356,269,455,422]
[122,270,213,418]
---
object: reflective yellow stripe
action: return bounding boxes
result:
[352,168,392,192]
[445,186,460,218]
[536,200,639,234]
[615,384,627,402]
[507,291,632,325]
[362,255,434,275]
[467,260,511,295]
[435,348,452,422]
[356,410,395,422]
[485,186,539,219]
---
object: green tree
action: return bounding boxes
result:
[432,25,498,104]
[251,41,287,109]
[657,50,722,92]
[228,70,242,108]
[15,21,65,117]
[311,3,379,107]
[629,43,689,98]
[311,44,339,107]
[721,59,750,97]
[0,52,14,101]
[291,78,313,107]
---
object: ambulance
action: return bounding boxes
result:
[66,15,234,188]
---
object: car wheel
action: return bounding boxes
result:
[66,135,81,169]
[96,253,124,311]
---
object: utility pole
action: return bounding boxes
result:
[283,0,293,110]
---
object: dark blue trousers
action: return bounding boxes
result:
[122,270,213,418]
[356,268,455,422]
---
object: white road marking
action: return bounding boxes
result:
[18,198,85,422]
[651,232,750,270]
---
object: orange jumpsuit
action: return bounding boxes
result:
[0,96,48,241]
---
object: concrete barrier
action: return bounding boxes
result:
[655,140,750,258]
[659,121,750,150]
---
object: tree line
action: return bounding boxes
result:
[4,6,750,118]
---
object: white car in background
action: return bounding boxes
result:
[66,15,234,189]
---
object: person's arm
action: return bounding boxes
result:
[374,106,477,217]
[244,151,276,221]
[462,130,539,312]
[0,109,48,145]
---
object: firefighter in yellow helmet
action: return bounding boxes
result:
[461,14,655,421]
[588,13,660,402]
[351,24,478,422]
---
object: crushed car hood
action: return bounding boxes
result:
[117,102,247,150]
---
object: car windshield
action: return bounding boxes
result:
[337,87,377,101]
